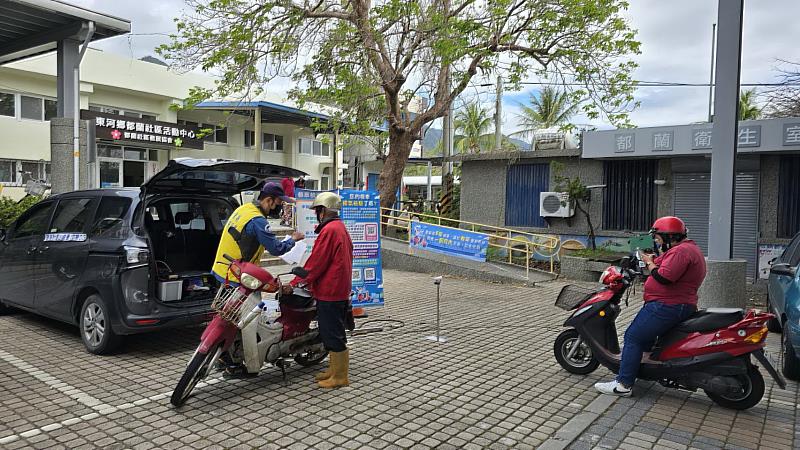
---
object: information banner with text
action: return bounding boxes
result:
[409,221,489,262]
[295,189,384,308]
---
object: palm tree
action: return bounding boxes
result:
[453,102,494,153]
[739,89,761,120]
[511,86,579,149]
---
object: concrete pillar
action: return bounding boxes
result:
[698,258,748,309]
[50,118,88,194]
[56,39,79,118]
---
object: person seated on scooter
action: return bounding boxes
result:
[212,181,304,377]
[595,216,706,397]
[282,192,354,389]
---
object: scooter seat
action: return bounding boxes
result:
[675,308,744,333]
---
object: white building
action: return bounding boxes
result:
[0,48,348,199]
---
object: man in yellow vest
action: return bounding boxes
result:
[213,182,304,377]
[212,182,304,284]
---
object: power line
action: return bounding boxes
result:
[478,80,800,88]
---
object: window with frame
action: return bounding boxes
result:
[20,95,43,120]
[91,196,132,237]
[778,155,800,238]
[299,138,330,156]
[50,198,96,233]
[0,92,14,117]
[13,202,55,239]
[602,160,658,232]
[0,160,15,183]
[199,123,227,144]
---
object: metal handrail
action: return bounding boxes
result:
[380,207,560,275]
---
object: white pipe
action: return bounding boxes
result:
[73,21,95,191]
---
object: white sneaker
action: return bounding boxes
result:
[594,380,632,397]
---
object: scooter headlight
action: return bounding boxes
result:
[239,273,263,290]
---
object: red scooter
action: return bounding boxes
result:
[553,252,786,410]
[170,255,326,407]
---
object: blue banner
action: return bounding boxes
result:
[295,189,384,308]
[340,190,384,308]
[409,221,489,262]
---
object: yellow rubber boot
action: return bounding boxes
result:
[318,349,349,388]
[314,364,332,382]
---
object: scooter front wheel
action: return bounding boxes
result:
[171,343,223,407]
[705,363,765,410]
[554,329,599,375]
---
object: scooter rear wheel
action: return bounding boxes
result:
[554,329,599,375]
[171,344,222,407]
[705,363,765,410]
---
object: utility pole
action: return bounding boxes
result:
[494,76,503,151]
[440,72,454,216]
[707,23,717,123]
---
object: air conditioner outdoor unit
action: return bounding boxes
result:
[540,192,574,218]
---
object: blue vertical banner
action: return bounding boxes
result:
[295,189,384,308]
[339,189,384,308]
[409,221,489,262]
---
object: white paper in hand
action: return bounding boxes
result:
[279,236,307,265]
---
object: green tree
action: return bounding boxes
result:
[551,161,597,250]
[453,102,493,153]
[739,89,761,120]
[512,86,580,149]
[160,0,640,209]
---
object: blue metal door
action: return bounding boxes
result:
[505,164,549,227]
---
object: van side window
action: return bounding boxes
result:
[12,202,55,239]
[91,197,132,237]
[50,198,96,233]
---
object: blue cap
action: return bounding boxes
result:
[259,182,293,203]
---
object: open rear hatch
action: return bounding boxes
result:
[140,158,305,305]
[141,157,306,197]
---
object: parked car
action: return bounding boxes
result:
[767,231,800,380]
[0,158,304,355]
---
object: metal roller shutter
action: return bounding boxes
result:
[673,172,759,279]
[505,164,549,227]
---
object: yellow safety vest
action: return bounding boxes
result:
[212,202,265,281]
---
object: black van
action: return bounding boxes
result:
[0,158,303,354]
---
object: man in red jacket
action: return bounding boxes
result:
[285,191,354,388]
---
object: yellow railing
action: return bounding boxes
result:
[380,207,561,276]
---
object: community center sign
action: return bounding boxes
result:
[81,110,204,150]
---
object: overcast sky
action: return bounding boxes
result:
[71,0,800,133]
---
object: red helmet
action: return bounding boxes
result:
[650,216,687,235]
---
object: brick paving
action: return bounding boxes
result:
[0,269,797,449]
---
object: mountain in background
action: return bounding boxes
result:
[421,127,531,155]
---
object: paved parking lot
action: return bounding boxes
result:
[0,270,798,449]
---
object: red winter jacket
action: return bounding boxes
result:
[292,218,353,301]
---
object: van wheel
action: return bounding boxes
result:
[80,294,121,355]
[766,295,782,333]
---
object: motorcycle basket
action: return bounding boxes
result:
[210,284,248,324]
[555,285,596,310]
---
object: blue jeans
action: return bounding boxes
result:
[617,301,696,387]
